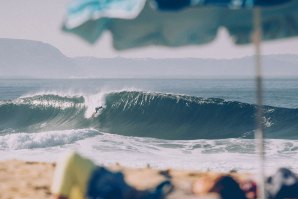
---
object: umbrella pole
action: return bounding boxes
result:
[253,8,266,199]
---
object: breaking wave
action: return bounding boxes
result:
[1,91,298,140]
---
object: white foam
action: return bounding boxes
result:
[2,131,297,174]
[66,135,298,173]
[14,98,79,110]
[0,129,99,150]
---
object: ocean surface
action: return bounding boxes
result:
[0,78,297,173]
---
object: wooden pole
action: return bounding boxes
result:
[253,7,266,199]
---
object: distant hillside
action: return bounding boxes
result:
[0,39,79,78]
[0,38,298,78]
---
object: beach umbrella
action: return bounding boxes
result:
[63,0,298,48]
[62,1,298,198]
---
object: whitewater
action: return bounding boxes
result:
[0,79,298,173]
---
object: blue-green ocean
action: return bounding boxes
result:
[0,78,297,172]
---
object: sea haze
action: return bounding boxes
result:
[1,38,298,79]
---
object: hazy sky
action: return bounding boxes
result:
[1,0,298,59]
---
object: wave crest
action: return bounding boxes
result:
[1,91,298,140]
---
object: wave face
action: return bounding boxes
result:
[1,91,298,140]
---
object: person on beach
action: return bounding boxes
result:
[52,152,298,199]
[51,152,172,199]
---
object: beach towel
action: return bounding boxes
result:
[86,166,172,199]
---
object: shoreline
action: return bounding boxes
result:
[0,160,253,199]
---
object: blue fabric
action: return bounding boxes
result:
[86,167,133,199]
[86,166,172,199]
[153,0,292,10]
[64,0,146,28]
[63,0,146,43]
[62,0,298,50]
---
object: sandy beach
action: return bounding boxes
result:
[0,160,253,199]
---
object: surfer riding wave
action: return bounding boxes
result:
[92,106,103,118]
